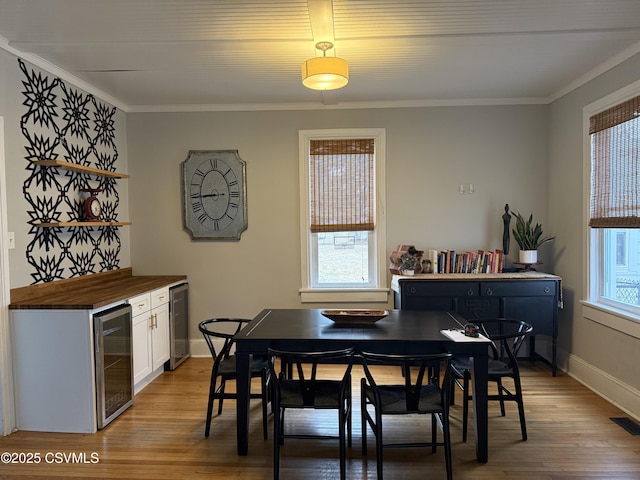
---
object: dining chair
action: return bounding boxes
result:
[267,347,354,480]
[360,351,454,480]
[198,318,271,439]
[450,318,533,442]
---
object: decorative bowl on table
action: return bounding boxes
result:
[321,309,389,325]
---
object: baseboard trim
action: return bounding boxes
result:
[566,353,640,422]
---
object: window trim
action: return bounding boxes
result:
[298,128,388,303]
[582,78,640,337]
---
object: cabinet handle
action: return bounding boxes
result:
[148,315,153,329]
[544,287,550,293]
[486,288,493,296]
[153,313,158,329]
[410,287,417,294]
[467,289,474,296]
[158,295,165,301]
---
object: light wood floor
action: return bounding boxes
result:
[1,358,638,479]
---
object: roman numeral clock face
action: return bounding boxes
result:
[182,150,247,240]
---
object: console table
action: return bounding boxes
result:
[392,272,562,375]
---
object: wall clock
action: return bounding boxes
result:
[181,150,248,240]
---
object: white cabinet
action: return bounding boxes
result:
[150,288,170,371]
[130,287,170,392]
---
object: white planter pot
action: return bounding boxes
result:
[519,250,537,264]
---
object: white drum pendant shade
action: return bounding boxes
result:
[302,56,349,90]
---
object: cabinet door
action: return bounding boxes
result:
[483,281,557,336]
[151,302,170,371]
[132,312,152,385]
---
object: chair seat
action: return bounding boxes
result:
[451,356,514,377]
[362,383,444,414]
[218,354,272,378]
[279,379,344,408]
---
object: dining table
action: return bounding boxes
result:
[234,308,491,462]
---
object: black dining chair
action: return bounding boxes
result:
[450,318,533,442]
[360,351,454,480]
[198,318,271,439]
[267,347,354,480]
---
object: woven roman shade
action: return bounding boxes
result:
[309,139,375,233]
[589,95,640,228]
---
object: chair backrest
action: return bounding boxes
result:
[267,347,355,407]
[473,319,534,364]
[198,318,250,366]
[360,351,453,412]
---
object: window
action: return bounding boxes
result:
[585,83,640,324]
[299,129,387,303]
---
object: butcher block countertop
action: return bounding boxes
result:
[9,268,187,310]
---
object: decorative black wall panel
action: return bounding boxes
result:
[18,59,124,284]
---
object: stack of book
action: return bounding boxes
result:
[426,249,504,274]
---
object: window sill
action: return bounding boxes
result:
[299,288,389,303]
[581,301,640,340]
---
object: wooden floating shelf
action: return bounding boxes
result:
[36,221,132,228]
[33,159,130,179]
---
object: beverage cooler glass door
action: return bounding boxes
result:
[94,304,134,429]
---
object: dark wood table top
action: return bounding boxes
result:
[235,308,488,355]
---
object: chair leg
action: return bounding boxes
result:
[273,405,281,480]
[217,379,226,415]
[441,412,453,480]
[375,409,384,480]
[347,383,353,448]
[339,405,347,480]
[261,369,269,440]
[514,376,528,441]
[462,371,470,443]
[431,412,437,453]
[204,371,218,437]
[497,378,506,416]
[361,380,368,455]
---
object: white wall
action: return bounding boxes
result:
[548,52,640,418]
[126,105,549,345]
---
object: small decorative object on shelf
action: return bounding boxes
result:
[389,245,423,275]
[512,211,555,264]
[80,188,103,221]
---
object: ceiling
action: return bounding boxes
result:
[1,0,640,111]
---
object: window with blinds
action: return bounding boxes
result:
[589,95,640,228]
[309,139,375,233]
[586,88,640,317]
[298,129,387,301]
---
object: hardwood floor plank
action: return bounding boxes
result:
[0,358,639,479]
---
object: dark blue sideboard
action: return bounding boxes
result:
[392,272,562,375]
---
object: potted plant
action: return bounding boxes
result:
[512,212,555,264]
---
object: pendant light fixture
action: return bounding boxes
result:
[301,41,349,91]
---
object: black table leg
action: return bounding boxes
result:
[236,352,251,455]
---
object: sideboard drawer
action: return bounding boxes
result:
[404,282,479,297]
[481,281,556,297]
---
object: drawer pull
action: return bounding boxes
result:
[544,287,550,293]
[486,288,493,296]
[410,287,417,294]
[467,289,474,296]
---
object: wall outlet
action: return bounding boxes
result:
[8,231,15,249]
